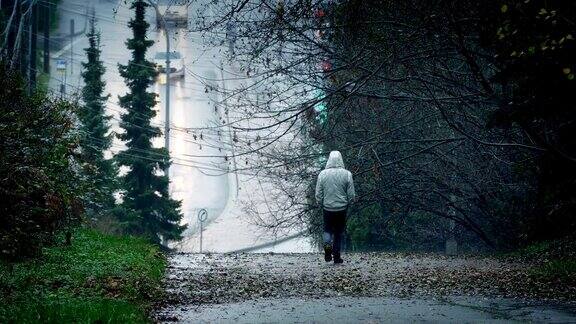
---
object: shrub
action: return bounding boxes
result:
[0,64,85,261]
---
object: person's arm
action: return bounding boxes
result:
[347,171,356,203]
[315,172,324,207]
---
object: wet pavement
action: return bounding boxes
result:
[154,253,576,323]
[157,296,576,323]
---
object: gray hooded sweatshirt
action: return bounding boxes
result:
[315,151,356,211]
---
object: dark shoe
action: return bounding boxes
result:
[324,244,333,262]
[333,254,343,264]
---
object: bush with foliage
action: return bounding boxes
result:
[0,64,84,261]
[482,0,576,241]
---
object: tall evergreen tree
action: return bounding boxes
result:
[116,0,185,243]
[79,15,117,215]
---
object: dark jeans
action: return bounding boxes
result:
[323,209,347,256]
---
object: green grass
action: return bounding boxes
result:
[531,259,576,284]
[510,240,554,259]
[505,237,576,285]
[0,228,166,323]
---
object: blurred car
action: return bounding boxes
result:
[156,0,188,28]
[154,51,185,79]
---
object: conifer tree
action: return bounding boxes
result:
[116,0,185,243]
[79,15,117,215]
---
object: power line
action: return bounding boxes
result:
[40,60,249,146]
[46,32,213,92]
[36,54,229,142]
[29,6,238,134]
[39,67,245,158]
[33,38,308,159]
[79,132,263,178]
[79,132,233,173]
[36,23,229,126]
[37,0,133,26]
[30,3,293,150]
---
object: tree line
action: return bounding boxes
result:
[194,0,575,251]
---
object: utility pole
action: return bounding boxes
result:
[146,0,171,175]
[43,1,50,73]
[29,3,38,92]
[70,19,74,74]
[165,28,171,172]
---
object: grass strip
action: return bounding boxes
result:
[0,228,166,323]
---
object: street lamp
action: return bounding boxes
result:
[146,0,171,175]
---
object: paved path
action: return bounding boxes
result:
[159,296,576,323]
[154,253,576,323]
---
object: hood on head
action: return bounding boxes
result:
[325,151,345,169]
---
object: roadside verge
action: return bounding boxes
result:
[0,228,166,323]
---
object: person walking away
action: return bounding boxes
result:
[315,151,356,264]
